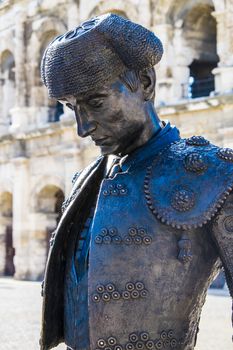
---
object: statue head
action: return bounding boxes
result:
[41,14,163,155]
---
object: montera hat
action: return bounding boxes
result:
[41,13,163,98]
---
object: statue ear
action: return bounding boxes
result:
[139,68,156,101]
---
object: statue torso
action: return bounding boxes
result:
[88,159,220,350]
[41,131,233,350]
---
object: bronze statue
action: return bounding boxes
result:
[40,14,233,350]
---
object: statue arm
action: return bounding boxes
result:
[211,193,233,332]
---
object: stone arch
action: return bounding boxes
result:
[176,1,218,98]
[36,184,65,216]
[31,175,65,210]
[0,191,15,276]
[88,0,139,22]
[156,0,218,100]
[28,17,67,109]
[0,50,16,125]
[0,192,12,218]
[28,182,65,279]
[153,0,216,25]
[1,50,15,81]
[33,183,65,258]
[167,0,215,23]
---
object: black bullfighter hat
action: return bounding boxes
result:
[41,13,163,98]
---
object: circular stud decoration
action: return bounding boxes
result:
[155,340,163,349]
[160,331,167,340]
[125,282,135,291]
[143,236,152,245]
[184,152,207,173]
[102,292,111,302]
[171,188,195,212]
[115,346,123,350]
[140,289,148,298]
[97,284,105,293]
[135,282,144,291]
[167,330,173,339]
[170,339,178,348]
[145,341,154,349]
[106,283,115,292]
[122,291,131,300]
[95,236,103,244]
[140,332,149,341]
[97,339,106,348]
[131,290,140,299]
[92,294,100,303]
[126,343,134,350]
[129,334,138,343]
[129,228,137,236]
[113,236,122,244]
[217,148,233,162]
[103,236,112,244]
[135,341,144,349]
[108,337,117,346]
[124,236,133,245]
[186,136,209,146]
[112,291,121,300]
[223,215,233,233]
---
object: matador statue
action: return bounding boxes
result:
[40,14,233,350]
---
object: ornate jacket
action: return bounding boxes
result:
[40,127,233,350]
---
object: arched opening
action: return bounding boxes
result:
[184,4,218,98]
[0,192,15,276]
[37,185,64,255]
[0,50,15,125]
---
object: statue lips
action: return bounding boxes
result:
[93,137,110,146]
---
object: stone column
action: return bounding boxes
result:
[172,22,191,100]
[67,0,80,29]
[12,155,30,279]
[10,8,27,132]
[0,73,9,135]
[212,10,233,94]
[152,23,174,105]
[61,148,82,197]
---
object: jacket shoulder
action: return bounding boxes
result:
[62,156,104,213]
[145,136,233,229]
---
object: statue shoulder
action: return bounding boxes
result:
[62,156,105,213]
[144,136,233,229]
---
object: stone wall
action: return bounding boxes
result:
[0,0,233,279]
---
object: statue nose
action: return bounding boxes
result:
[74,106,96,137]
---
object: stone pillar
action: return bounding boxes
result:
[67,0,80,29]
[0,73,9,135]
[0,222,6,275]
[61,148,82,197]
[12,156,30,279]
[11,9,27,132]
[212,10,233,94]
[172,22,191,100]
[152,24,174,104]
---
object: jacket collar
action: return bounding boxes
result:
[120,121,180,172]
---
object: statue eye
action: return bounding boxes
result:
[66,103,74,110]
[88,98,104,108]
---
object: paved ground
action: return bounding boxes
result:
[0,278,232,349]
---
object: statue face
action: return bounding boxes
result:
[58,78,155,155]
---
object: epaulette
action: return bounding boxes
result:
[144,136,233,230]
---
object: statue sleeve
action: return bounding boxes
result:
[211,192,233,331]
